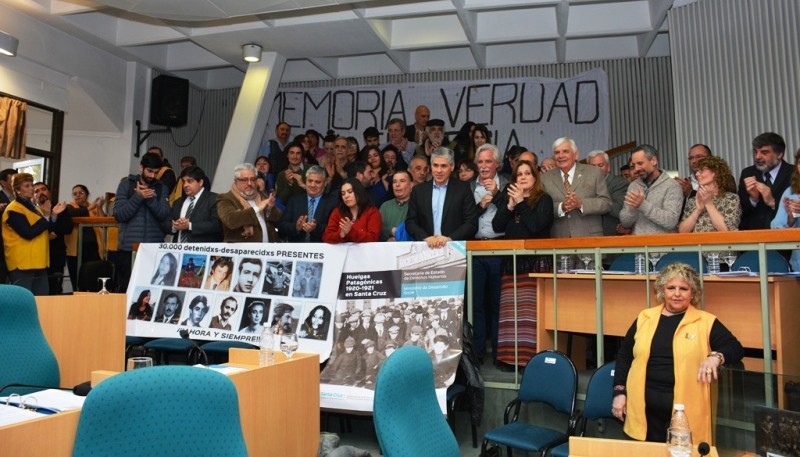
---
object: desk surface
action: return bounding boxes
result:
[569,436,719,456]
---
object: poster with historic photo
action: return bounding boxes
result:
[320,241,467,413]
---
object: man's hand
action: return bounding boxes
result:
[675,176,692,197]
[424,235,451,249]
[743,176,774,206]
[624,187,645,209]
[135,181,155,199]
[562,192,582,213]
[172,217,190,231]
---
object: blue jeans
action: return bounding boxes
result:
[471,256,502,360]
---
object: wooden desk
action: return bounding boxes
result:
[36,293,126,388]
[569,436,719,456]
[0,352,320,456]
[533,274,800,376]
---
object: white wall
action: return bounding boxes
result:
[0,3,145,202]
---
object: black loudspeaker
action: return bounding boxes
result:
[150,75,189,127]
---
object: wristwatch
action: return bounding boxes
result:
[708,351,724,365]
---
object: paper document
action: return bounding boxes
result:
[0,404,46,426]
[0,389,86,412]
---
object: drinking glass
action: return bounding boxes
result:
[666,427,692,457]
[98,277,111,294]
[280,333,299,359]
[648,252,663,273]
[558,255,571,273]
[127,356,153,371]
[579,254,593,271]
[722,251,738,271]
[704,251,721,274]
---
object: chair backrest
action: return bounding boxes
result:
[518,350,577,416]
[77,260,115,292]
[609,253,636,271]
[0,285,60,393]
[583,361,616,421]
[657,252,707,272]
[72,366,248,457]
[732,250,790,273]
[373,346,460,457]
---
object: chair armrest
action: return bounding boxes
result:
[503,399,521,424]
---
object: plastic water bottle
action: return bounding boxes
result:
[634,254,646,275]
[559,255,570,273]
[667,404,692,457]
[707,252,721,275]
[259,325,274,367]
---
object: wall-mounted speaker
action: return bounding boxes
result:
[150,75,189,127]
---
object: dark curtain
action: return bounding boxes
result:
[0,96,26,158]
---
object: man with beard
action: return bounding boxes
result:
[114,152,171,289]
[407,156,430,186]
[619,144,683,234]
[210,296,238,330]
[738,132,792,230]
[415,119,456,158]
[271,302,297,334]
[217,163,281,242]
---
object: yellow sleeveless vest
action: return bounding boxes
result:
[624,305,716,444]
[2,200,49,271]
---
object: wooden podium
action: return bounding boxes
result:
[0,351,320,456]
[568,436,719,456]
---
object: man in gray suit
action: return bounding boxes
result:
[587,150,629,236]
[541,137,612,240]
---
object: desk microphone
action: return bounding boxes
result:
[0,383,89,396]
[698,442,710,456]
[179,329,209,366]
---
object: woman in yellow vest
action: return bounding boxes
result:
[612,262,743,444]
[1,173,67,295]
[64,184,105,287]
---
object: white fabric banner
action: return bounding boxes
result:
[267,68,609,158]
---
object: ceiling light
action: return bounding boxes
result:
[0,31,19,57]
[242,44,261,63]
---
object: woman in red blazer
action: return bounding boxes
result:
[323,178,382,243]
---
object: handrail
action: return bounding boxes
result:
[467,228,800,251]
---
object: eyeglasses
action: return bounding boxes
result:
[236,177,257,183]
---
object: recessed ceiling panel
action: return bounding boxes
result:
[410,47,476,72]
[282,59,333,82]
[485,41,556,67]
[360,1,454,19]
[568,1,651,36]
[338,53,401,78]
[566,35,638,61]
[390,15,468,49]
[476,7,557,42]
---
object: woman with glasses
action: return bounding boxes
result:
[64,184,105,288]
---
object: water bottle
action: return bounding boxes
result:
[707,252,721,275]
[667,404,692,457]
[259,325,274,367]
[634,253,646,275]
[559,255,570,273]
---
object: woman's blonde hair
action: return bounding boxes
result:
[654,262,701,307]
[11,173,33,194]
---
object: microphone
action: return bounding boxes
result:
[179,329,209,366]
[698,442,710,456]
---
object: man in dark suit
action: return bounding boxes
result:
[405,147,478,248]
[278,165,336,243]
[738,132,793,230]
[404,105,430,144]
[163,166,222,243]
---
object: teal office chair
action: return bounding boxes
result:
[731,250,790,273]
[481,350,577,457]
[548,361,617,457]
[657,252,707,272]
[608,253,636,271]
[0,285,60,394]
[373,346,460,457]
[72,366,248,456]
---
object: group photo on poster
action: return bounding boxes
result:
[320,241,467,412]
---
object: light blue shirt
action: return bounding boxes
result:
[770,187,800,272]
[432,180,449,236]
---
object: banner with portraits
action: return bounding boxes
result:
[127,241,466,412]
[127,242,348,361]
[265,68,609,159]
[319,241,466,413]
